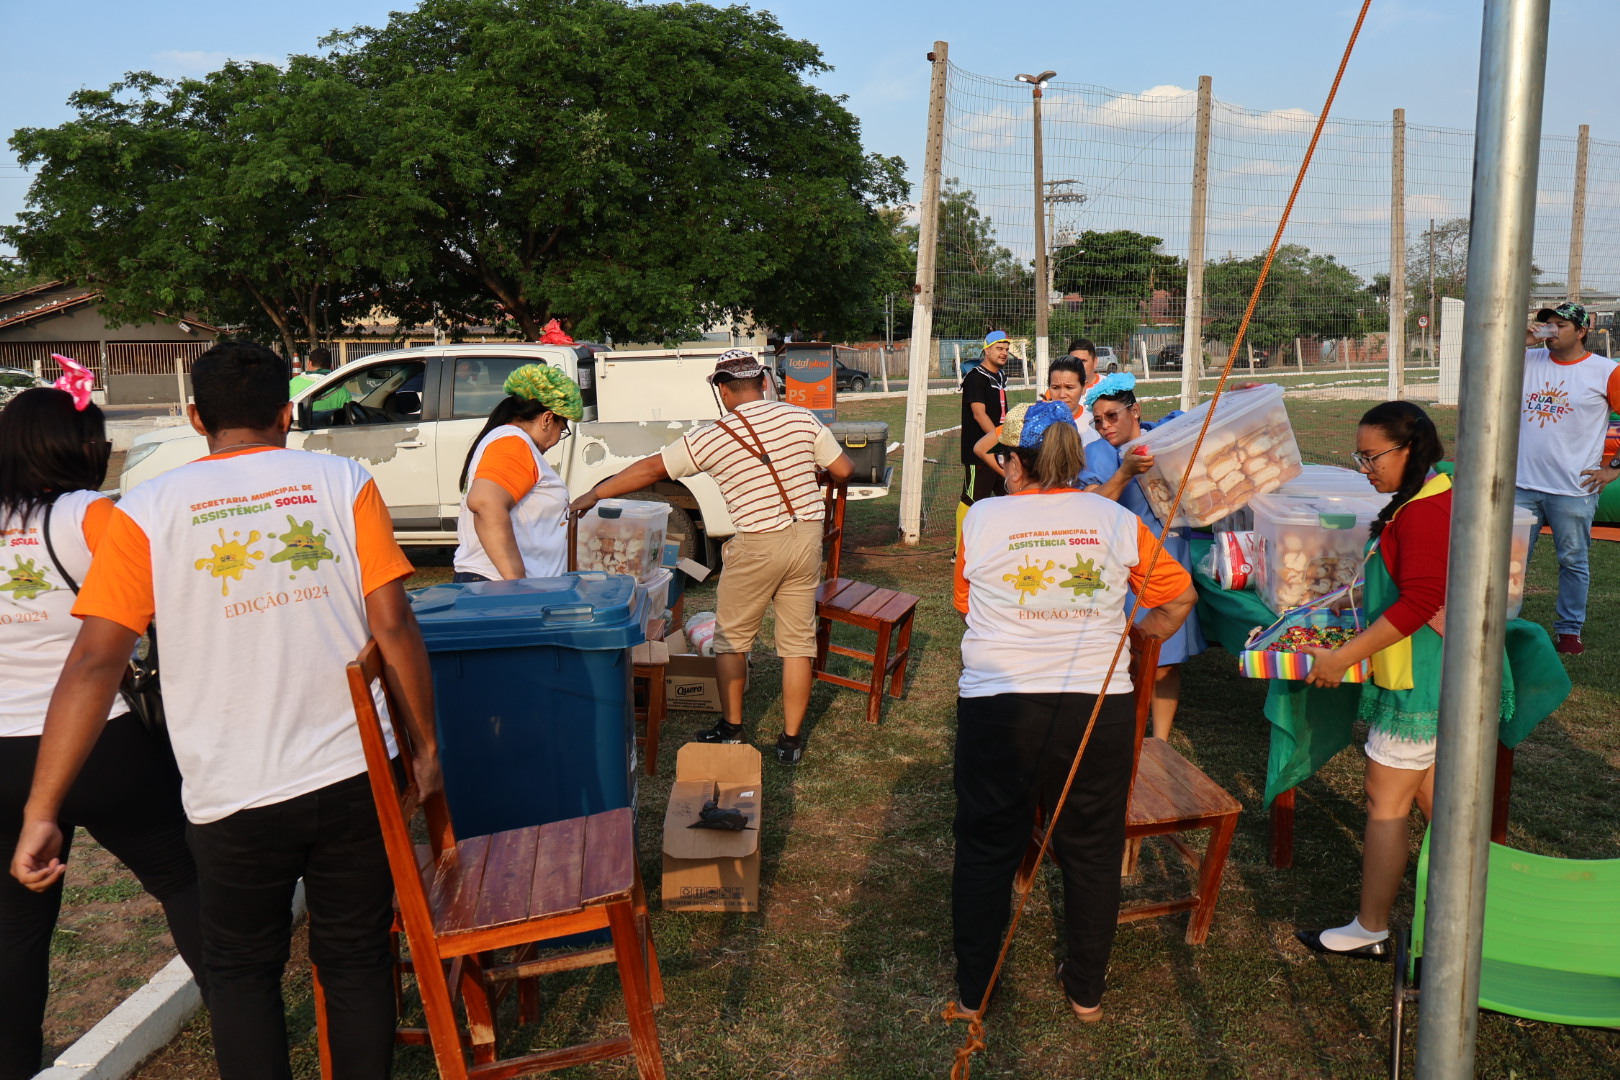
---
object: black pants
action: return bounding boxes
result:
[960,463,1005,506]
[187,771,395,1080]
[0,715,204,1080]
[952,691,1135,1012]
[451,571,491,583]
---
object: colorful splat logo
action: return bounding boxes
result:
[1523,383,1573,428]
[194,529,264,596]
[268,516,340,575]
[1060,554,1108,599]
[1003,557,1056,605]
[0,555,54,602]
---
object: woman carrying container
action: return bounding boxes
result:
[1292,401,1482,957]
[1079,373,1206,740]
[0,383,205,1079]
[454,363,584,582]
[951,401,1196,1022]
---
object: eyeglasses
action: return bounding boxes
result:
[1091,408,1130,430]
[1351,443,1406,471]
[553,420,572,441]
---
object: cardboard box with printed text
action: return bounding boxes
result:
[661,629,747,712]
[661,743,762,912]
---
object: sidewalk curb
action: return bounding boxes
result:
[33,883,307,1080]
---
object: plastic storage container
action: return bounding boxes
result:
[576,498,671,582]
[1506,505,1536,620]
[828,421,889,484]
[1277,464,1376,498]
[410,573,647,837]
[1250,491,1386,613]
[1121,383,1303,527]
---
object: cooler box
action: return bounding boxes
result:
[1250,491,1385,614]
[409,573,648,838]
[1121,383,1302,527]
[576,499,671,582]
[828,421,889,484]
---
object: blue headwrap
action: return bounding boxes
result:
[1083,371,1137,410]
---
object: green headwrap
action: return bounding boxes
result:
[504,363,584,421]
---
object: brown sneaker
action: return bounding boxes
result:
[1556,633,1586,655]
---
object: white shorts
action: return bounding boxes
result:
[1365,727,1437,771]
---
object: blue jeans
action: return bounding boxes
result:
[1514,487,1599,635]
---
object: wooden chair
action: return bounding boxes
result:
[1016,628,1242,946]
[812,478,920,725]
[632,652,667,777]
[337,640,665,1080]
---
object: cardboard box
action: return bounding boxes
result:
[662,744,762,912]
[661,628,747,712]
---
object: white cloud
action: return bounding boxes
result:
[151,49,279,76]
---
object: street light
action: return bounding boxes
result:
[1015,70,1058,387]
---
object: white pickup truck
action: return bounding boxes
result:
[118,343,889,564]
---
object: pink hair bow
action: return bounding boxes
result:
[51,354,94,411]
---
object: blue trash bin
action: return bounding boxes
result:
[410,572,648,838]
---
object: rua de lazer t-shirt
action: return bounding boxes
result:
[73,447,413,824]
[1517,347,1620,497]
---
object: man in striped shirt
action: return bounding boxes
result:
[571,350,854,765]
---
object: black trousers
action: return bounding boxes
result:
[0,715,204,1080]
[187,771,395,1080]
[960,463,1005,506]
[952,691,1135,1012]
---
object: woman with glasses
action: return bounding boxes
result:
[0,386,204,1078]
[453,363,583,582]
[1078,373,1207,740]
[1292,401,1471,958]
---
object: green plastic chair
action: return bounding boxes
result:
[1390,830,1620,1075]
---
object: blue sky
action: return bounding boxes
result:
[4,0,1617,265]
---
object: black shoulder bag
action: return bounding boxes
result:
[41,498,167,741]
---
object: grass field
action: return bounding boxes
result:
[125,395,1619,1079]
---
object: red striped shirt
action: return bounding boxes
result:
[662,401,842,532]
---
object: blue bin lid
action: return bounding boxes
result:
[410,572,647,652]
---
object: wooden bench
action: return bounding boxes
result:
[813,578,920,725]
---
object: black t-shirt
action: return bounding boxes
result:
[960,364,1008,464]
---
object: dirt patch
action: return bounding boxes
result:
[42,831,180,1064]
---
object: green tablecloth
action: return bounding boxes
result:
[1189,538,1572,806]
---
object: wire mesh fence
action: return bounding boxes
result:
[924,64,1620,405]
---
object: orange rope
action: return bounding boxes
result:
[946,3,1374,1075]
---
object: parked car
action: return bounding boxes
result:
[1152,343,1183,372]
[119,344,888,564]
[1093,346,1121,373]
[0,366,44,406]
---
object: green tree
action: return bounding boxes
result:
[1049,229,1184,351]
[330,0,906,342]
[933,179,1030,339]
[1201,244,1380,348]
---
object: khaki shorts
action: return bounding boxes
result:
[712,521,824,658]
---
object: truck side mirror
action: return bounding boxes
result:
[295,401,314,430]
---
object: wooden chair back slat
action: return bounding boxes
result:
[821,477,848,582]
[1126,627,1162,792]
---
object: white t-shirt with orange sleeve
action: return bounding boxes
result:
[1517,347,1620,497]
[73,447,415,824]
[955,488,1192,697]
[0,491,125,737]
[453,425,570,580]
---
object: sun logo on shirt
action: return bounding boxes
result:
[1003,557,1057,605]
[268,516,339,575]
[195,529,265,596]
[0,555,54,602]
[1059,554,1108,599]
[1523,383,1573,428]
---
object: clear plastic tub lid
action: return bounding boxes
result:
[590,498,671,522]
[1250,491,1387,527]
[1119,382,1289,457]
[1276,464,1376,497]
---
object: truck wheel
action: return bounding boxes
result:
[624,490,698,563]
[849,375,867,393]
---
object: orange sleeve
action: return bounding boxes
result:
[953,537,970,614]
[352,479,414,595]
[72,507,154,634]
[1606,365,1620,414]
[1128,520,1193,607]
[474,435,540,503]
[80,495,114,551]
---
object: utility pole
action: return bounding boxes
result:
[1017,69,1058,390]
[1428,217,1437,365]
[899,42,950,545]
[1569,123,1589,302]
[1181,75,1213,411]
[1389,108,1407,399]
[1414,3,1549,1078]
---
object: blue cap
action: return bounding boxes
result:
[999,399,1073,449]
[983,330,1009,347]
